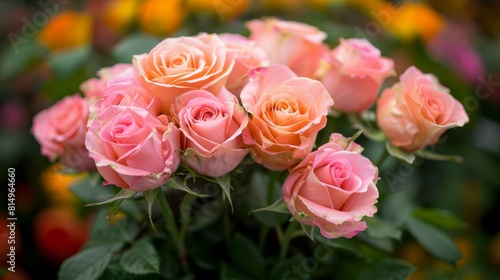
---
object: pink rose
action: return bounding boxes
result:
[32,94,95,170]
[85,106,181,191]
[80,63,133,99]
[88,73,160,123]
[319,38,395,114]
[171,88,249,177]
[246,18,328,78]
[219,33,269,95]
[240,64,333,170]
[328,133,364,153]
[282,140,379,239]
[133,33,236,115]
[376,66,469,152]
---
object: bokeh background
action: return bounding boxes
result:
[0,0,499,279]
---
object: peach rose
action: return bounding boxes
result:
[133,33,236,114]
[246,18,328,78]
[240,64,333,170]
[219,33,269,95]
[282,139,379,239]
[32,94,95,170]
[319,38,395,114]
[376,66,469,152]
[80,63,133,100]
[171,88,249,177]
[85,105,181,191]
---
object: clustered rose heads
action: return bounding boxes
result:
[31,17,469,239]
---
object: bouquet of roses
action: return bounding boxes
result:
[31,17,469,280]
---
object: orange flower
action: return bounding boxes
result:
[41,164,86,205]
[139,0,185,36]
[382,2,444,42]
[38,10,92,51]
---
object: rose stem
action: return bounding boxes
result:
[258,171,281,252]
[279,221,299,261]
[375,146,389,167]
[156,189,189,273]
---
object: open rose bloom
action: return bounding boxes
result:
[377,66,469,152]
[32,94,95,171]
[86,106,181,192]
[319,38,395,114]
[246,18,328,78]
[171,88,249,177]
[282,135,379,239]
[133,33,236,115]
[240,64,333,170]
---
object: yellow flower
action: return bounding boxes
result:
[38,10,92,51]
[186,0,250,20]
[102,0,139,33]
[139,0,185,36]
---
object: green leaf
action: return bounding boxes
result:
[244,170,290,227]
[365,217,402,240]
[380,191,415,226]
[59,243,120,280]
[356,232,394,253]
[413,208,467,230]
[165,176,209,197]
[385,142,415,164]
[268,254,306,280]
[69,175,113,203]
[120,238,160,275]
[85,188,137,206]
[186,233,221,270]
[48,45,92,78]
[214,174,234,212]
[406,217,462,265]
[86,208,140,248]
[248,197,289,215]
[228,233,266,278]
[0,41,44,80]
[187,196,224,232]
[144,188,159,232]
[113,33,163,63]
[357,258,415,280]
[220,262,253,280]
[100,264,135,280]
[415,149,463,163]
[314,230,368,260]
